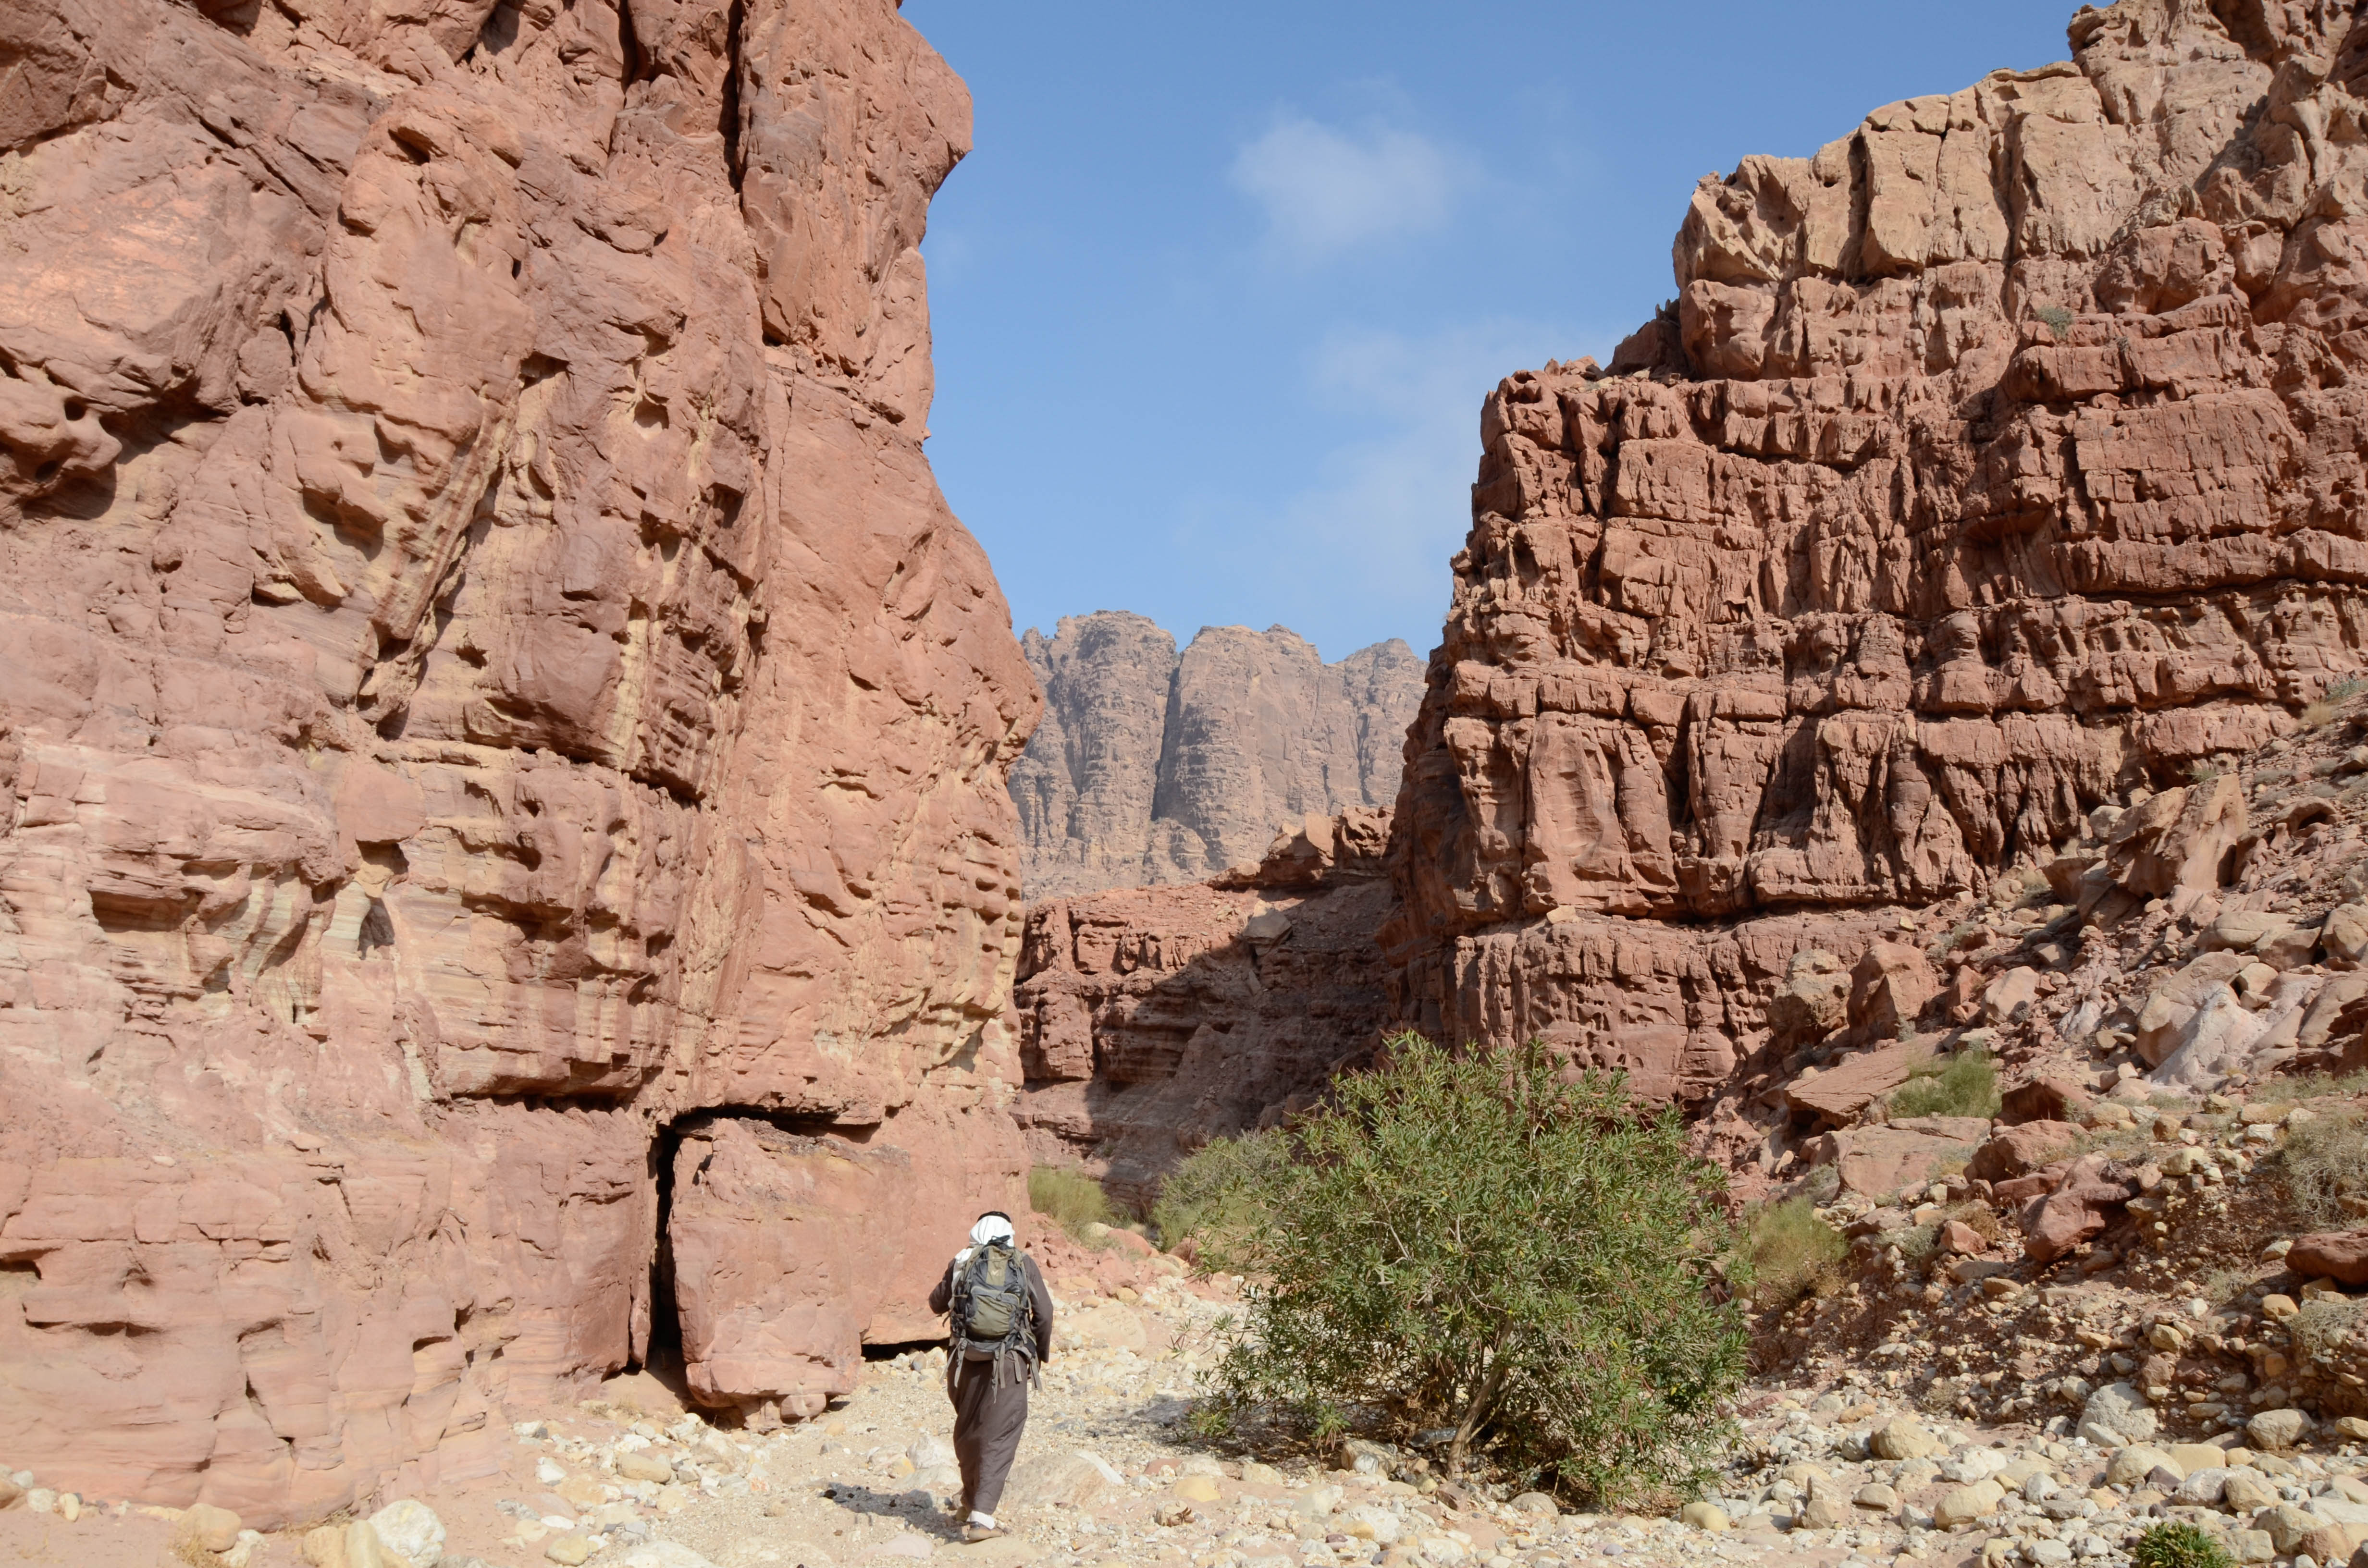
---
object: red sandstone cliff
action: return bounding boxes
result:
[1385,0,2368,1131]
[0,0,1034,1524]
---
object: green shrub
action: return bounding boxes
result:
[1889,1051,2000,1120]
[1028,1164,1114,1239]
[1186,1033,1747,1506]
[2034,304,2074,341]
[2131,1522,2232,1568]
[2276,1110,2368,1225]
[1151,1130,1287,1253]
[1745,1197,1845,1309]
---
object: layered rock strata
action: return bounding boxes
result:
[1011,612,1422,897]
[1385,0,2368,1131]
[1011,810,1397,1206]
[0,0,1033,1524]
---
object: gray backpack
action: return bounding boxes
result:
[955,1241,1033,1348]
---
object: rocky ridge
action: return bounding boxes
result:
[0,0,1035,1526]
[1012,613,1422,898]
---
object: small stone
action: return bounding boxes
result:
[2256,1503,2321,1554]
[1242,1462,1285,1486]
[2223,1470,2280,1511]
[544,1537,593,1567]
[618,1451,674,1484]
[2229,1529,2274,1564]
[1935,1479,2006,1529]
[1509,1493,1556,1516]
[2335,1417,2368,1442]
[2248,1409,2312,1451]
[2025,1540,2075,1567]
[1872,1419,1942,1460]
[2080,1382,2159,1445]
[0,1478,17,1512]
[181,1503,245,1554]
[1856,1484,1900,1511]
[1798,1497,1849,1530]
[55,1493,77,1522]
[2263,1294,2300,1321]
[1172,1475,1221,1504]
[1680,1502,1729,1531]
[2107,1446,2178,1488]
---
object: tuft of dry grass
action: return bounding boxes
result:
[2303,677,2368,729]
[1940,1200,2003,1245]
[2274,1110,2368,1225]
[2250,1071,2368,1105]
[2289,1297,2365,1365]
[1746,1197,1847,1309]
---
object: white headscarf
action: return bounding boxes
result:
[969,1213,1014,1248]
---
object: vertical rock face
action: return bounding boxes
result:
[1389,0,2368,1113]
[0,0,1033,1523]
[1011,810,1399,1205]
[1012,612,1424,896]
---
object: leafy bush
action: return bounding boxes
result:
[1186,1034,1747,1506]
[1028,1164,1114,1239]
[1150,1130,1289,1253]
[2131,1522,2231,1568]
[1745,1198,1845,1309]
[2034,304,2074,341]
[2276,1111,2368,1225]
[1889,1051,2000,1120]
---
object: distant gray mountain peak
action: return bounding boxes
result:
[1010,613,1426,898]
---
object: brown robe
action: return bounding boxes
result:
[928,1247,1055,1514]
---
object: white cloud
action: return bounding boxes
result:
[1239,322,1566,649]
[1228,116,1458,264]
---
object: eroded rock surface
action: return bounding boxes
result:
[1387,0,2368,1113]
[0,0,1033,1524]
[1011,811,1398,1206]
[1012,612,1422,897]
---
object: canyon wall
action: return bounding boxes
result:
[1385,0,2368,1132]
[1011,809,1398,1206]
[1010,611,1423,897]
[0,0,1034,1524]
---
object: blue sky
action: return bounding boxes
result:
[901,1,2077,663]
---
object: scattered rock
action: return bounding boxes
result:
[1968,1121,2082,1184]
[2001,1076,2096,1127]
[2079,1382,2158,1445]
[2290,1230,2368,1286]
[1850,943,1940,1041]
[1934,1479,2006,1528]
[1680,1501,1730,1531]
[2249,1408,2313,1451]
[1870,1419,1942,1460]
[179,1504,245,1554]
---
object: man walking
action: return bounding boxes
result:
[928,1211,1054,1542]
